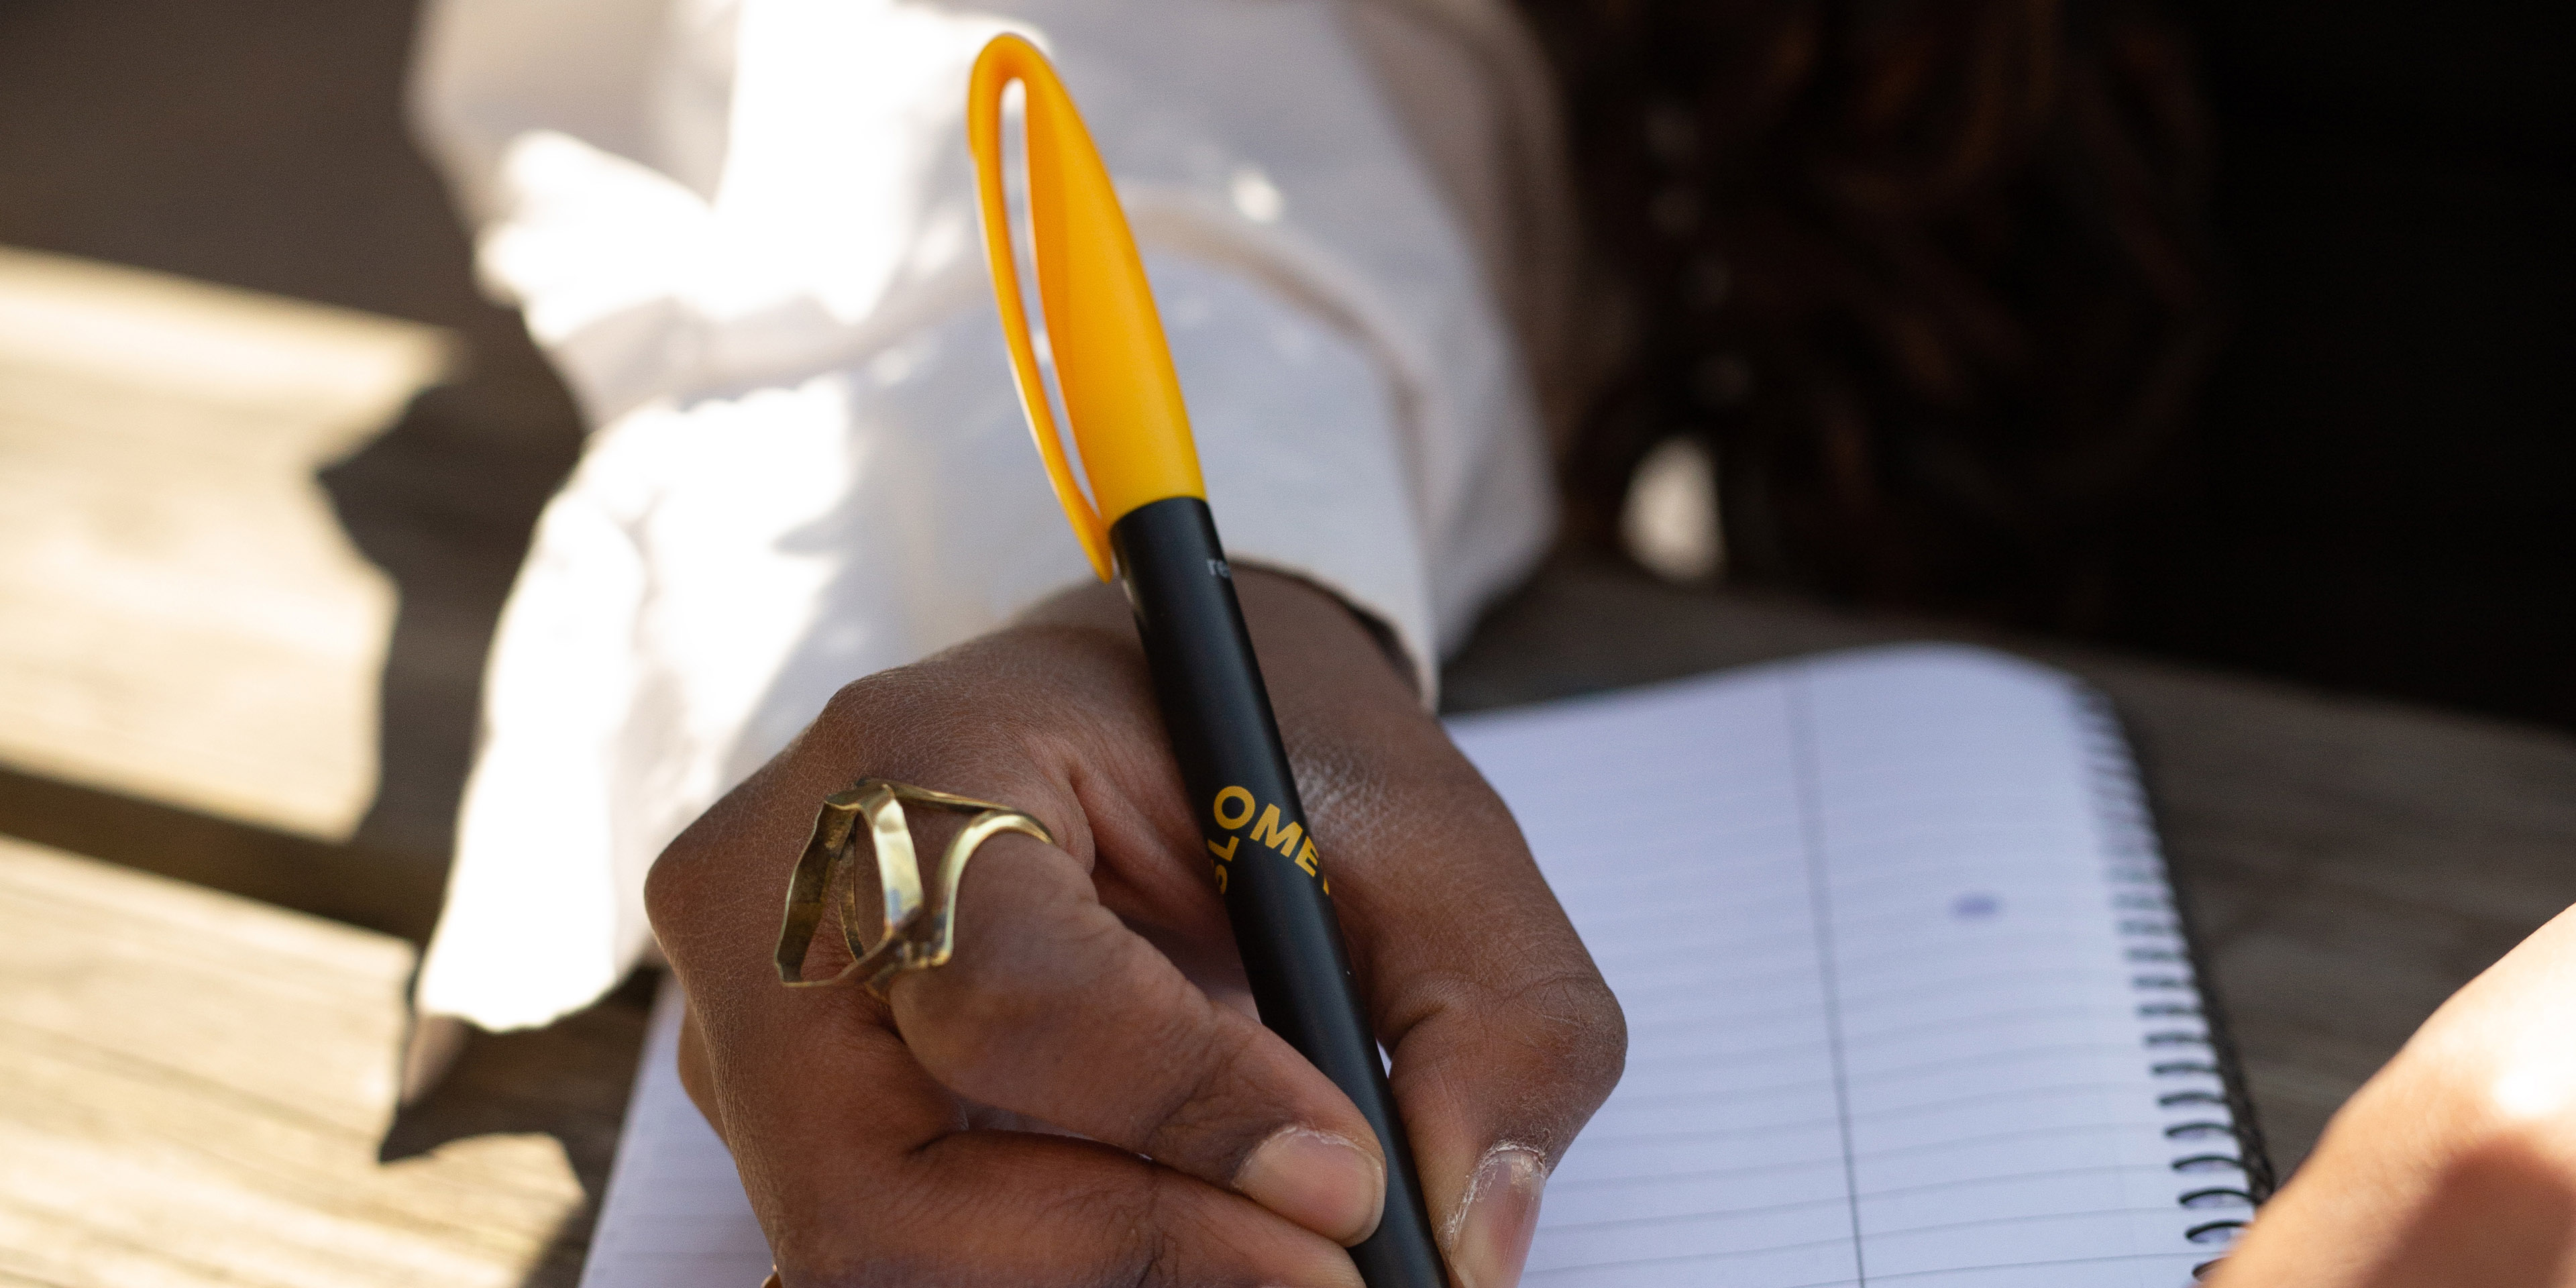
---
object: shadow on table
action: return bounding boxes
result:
[0,762,445,943]
[382,971,659,1287]
[319,378,582,877]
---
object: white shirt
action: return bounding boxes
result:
[409,0,1576,1030]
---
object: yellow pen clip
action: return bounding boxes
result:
[968,34,1205,581]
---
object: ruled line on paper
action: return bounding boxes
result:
[1790,667,1874,1286]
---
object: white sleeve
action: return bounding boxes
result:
[408,0,1566,1030]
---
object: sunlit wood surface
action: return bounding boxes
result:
[0,835,640,1288]
[0,248,448,840]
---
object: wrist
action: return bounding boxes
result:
[1017,568,1417,703]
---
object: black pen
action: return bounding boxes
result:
[967,34,1446,1288]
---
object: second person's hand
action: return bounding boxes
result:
[2205,901,2576,1288]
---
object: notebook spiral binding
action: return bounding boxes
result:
[2073,688,2275,1283]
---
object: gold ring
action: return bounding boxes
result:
[773,779,1053,996]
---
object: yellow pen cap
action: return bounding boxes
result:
[968,34,1205,581]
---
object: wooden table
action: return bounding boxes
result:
[0,834,646,1288]
[5,554,2573,1285]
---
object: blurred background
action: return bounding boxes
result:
[0,0,2565,1283]
[1529,0,2573,729]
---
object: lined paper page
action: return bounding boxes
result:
[581,645,2249,1287]
[1448,645,2244,1288]
[578,983,769,1288]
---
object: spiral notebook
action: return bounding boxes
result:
[577,644,2269,1288]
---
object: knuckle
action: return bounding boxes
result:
[1401,965,1628,1146]
[1076,1179,1176,1288]
[820,664,918,724]
[640,843,686,930]
[816,670,947,777]
[904,908,1120,1075]
[1130,1222,1186,1288]
[908,965,1050,1079]
[641,826,713,941]
[814,667,1083,842]
[1509,969,1629,1098]
[1087,947,1270,1160]
[1136,1019,1266,1163]
[1098,1170,1253,1288]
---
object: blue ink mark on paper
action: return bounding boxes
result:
[1951,892,2002,920]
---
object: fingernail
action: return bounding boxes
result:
[1236,1126,1387,1246]
[1444,1145,1546,1288]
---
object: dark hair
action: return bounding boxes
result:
[1526,0,2217,629]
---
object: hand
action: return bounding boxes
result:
[2208,902,2576,1288]
[646,570,1625,1287]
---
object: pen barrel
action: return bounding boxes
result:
[1110,496,1447,1288]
